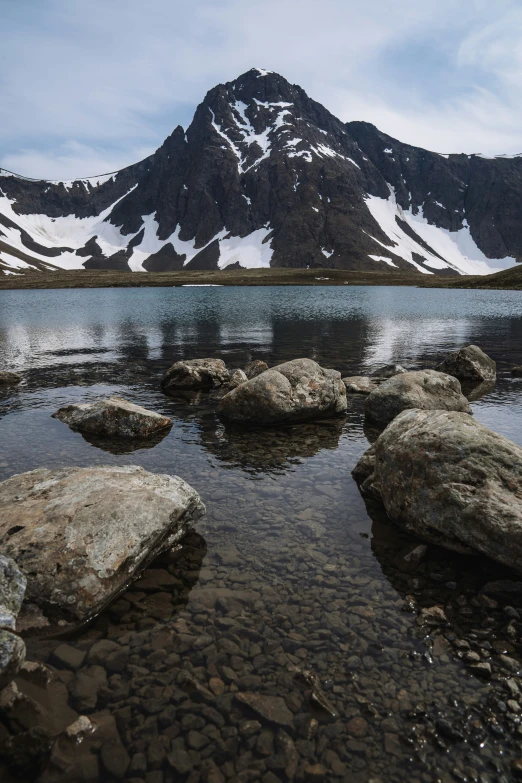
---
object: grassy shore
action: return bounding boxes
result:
[1,264,521,290]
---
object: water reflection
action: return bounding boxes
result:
[199,417,345,474]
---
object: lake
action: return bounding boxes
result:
[1,285,522,783]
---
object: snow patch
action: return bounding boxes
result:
[0,185,138,270]
[365,186,516,275]
[368,254,398,268]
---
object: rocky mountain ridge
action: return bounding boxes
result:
[1,68,521,277]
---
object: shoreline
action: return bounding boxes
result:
[1,265,521,290]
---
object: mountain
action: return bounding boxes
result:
[1,68,521,277]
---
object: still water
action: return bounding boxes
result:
[1,285,522,783]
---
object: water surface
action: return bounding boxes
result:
[1,285,522,783]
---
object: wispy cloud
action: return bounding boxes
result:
[2,0,522,177]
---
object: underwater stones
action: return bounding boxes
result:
[364,369,471,427]
[218,359,347,426]
[436,344,496,383]
[0,465,205,629]
[53,396,172,439]
[353,409,522,571]
[0,371,22,386]
[161,358,229,392]
[244,360,269,379]
[342,376,377,395]
[235,692,294,728]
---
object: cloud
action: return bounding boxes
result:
[2,0,522,177]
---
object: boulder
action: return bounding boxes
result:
[364,369,471,428]
[353,409,522,571]
[161,358,229,392]
[228,369,248,389]
[511,366,522,378]
[369,364,406,381]
[0,556,27,690]
[244,360,269,379]
[0,555,26,631]
[218,358,347,426]
[52,396,172,439]
[342,376,377,395]
[0,371,22,386]
[0,465,205,629]
[436,344,496,383]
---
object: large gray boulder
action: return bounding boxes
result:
[161,358,229,392]
[364,369,471,428]
[353,409,522,571]
[53,396,172,438]
[218,358,347,426]
[0,466,205,630]
[0,556,27,690]
[436,344,496,383]
[0,371,21,386]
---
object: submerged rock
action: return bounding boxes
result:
[0,465,205,629]
[0,556,27,690]
[353,409,522,571]
[244,360,269,379]
[53,396,172,439]
[364,369,471,427]
[436,344,496,383]
[161,358,229,392]
[218,358,347,426]
[0,371,22,386]
[512,366,522,378]
[342,376,377,395]
[228,368,248,389]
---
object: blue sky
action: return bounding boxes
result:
[2,0,522,178]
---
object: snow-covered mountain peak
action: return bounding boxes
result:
[1,69,520,277]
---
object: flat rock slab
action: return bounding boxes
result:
[0,465,205,630]
[342,376,377,395]
[437,344,496,383]
[218,358,347,426]
[235,692,294,728]
[364,369,471,428]
[161,358,229,392]
[0,371,22,386]
[53,396,172,439]
[353,409,522,571]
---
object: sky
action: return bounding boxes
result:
[2,0,522,179]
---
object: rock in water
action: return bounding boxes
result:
[0,556,27,689]
[228,369,248,389]
[218,358,347,426]
[53,396,172,439]
[0,466,205,629]
[353,409,522,571]
[244,360,269,379]
[369,364,406,381]
[364,369,471,427]
[511,366,522,378]
[161,358,229,391]
[436,344,496,383]
[342,376,377,395]
[0,371,22,386]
